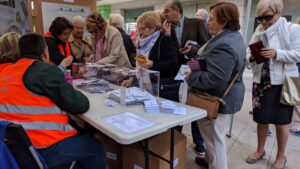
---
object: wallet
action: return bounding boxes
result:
[249,41,268,64]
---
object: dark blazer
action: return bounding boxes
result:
[171,17,209,64]
[148,32,179,78]
[187,29,246,114]
[117,28,136,66]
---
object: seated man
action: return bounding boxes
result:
[0,33,105,169]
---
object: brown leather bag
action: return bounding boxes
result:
[186,73,239,120]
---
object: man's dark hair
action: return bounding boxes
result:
[49,17,73,36]
[171,0,183,14]
[19,33,47,57]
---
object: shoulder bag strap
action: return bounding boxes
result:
[222,72,239,99]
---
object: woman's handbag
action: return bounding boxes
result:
[186,73,239,120]
[280,75,300,106]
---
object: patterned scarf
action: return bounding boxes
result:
[136,31,160,58]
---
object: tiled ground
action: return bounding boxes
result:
[183,69,300,169]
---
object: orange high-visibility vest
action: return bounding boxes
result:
[43,31,71,58]
[0,58,77,148]
[0,63,11,73]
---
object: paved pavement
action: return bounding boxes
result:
[183,69,300,169]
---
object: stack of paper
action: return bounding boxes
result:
[144,100,160,113]
[161,101,187,115]
[108,87,155,105]
[103,112,154,133]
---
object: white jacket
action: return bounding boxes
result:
[246,21,300,85]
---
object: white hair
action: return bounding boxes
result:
[71,15,85,24]
[109,14,124,29]
[256,0,283,16]
[195,8,209,23]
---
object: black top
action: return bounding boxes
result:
[117,27,136,66]
[22,55,89,114]
[45,34,69,66]
[148,32,179,78]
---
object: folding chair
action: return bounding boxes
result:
[4,123,46,169]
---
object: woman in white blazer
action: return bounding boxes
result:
[245,0,300,169]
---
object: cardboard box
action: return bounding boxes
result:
[122,130,186,169]
[95,133,123,169]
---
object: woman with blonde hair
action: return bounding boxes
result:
[85,12,131,68]
[0,32,21,64]
[246,0,300,168]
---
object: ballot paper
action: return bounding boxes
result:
[174,65,191,80]
[161,100,187,115]
[108,87,155,105]
[144,100,160,113]
[103,112,154,133]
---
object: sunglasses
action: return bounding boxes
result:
[255,15,274,23]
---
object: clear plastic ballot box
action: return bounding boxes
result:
[102,68,160,97]
[72,63,116,80]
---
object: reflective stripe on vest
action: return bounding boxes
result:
[0,119,74,131]
[0,104,65,115]
[0,58,77,148]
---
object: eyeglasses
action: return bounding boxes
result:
[255,15,274,23]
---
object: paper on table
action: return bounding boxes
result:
[174,65,191,80]
[103,112,154,133]
[144,100,160,113]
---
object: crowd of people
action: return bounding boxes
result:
[0,0,300,169]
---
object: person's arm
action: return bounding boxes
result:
[187,43,236,90]
[45,37,65,66]
[276,24,300,63]
[97,32,125,64]
[23,62,89,114]
[152,36,178,75]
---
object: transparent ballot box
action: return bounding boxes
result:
[136,69,160,97]
[102,68,160,97]
[72,63,116,80]
[102,67,133,86]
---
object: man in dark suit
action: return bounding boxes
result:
[163,0,209,65]
[163,0,209,158]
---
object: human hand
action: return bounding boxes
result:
[260,48,277,59]
[84,54,95,63]
[121,78,133,87]
[187,60,200,71]
[179,45,192,55]
[162,20,171,34]
[61,56,73,67]
[139,59,153,69]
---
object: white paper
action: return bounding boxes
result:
[144,100,160,113]
[103,112,154,133]
[174,65,191,80]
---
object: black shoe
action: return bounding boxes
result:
[194,144,206,157]
[195,156,208,169]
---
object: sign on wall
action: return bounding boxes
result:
[0,0,29,35]
[41,2,91,32]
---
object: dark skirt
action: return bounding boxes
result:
[253,85,293,125]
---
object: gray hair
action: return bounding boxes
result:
[109,14,124,29]
[195,8,209,23]
[256,0,283,16]
[71,15,85,24]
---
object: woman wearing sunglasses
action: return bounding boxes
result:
[246,0,300,169]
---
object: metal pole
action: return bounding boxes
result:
[170,128,175,169]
